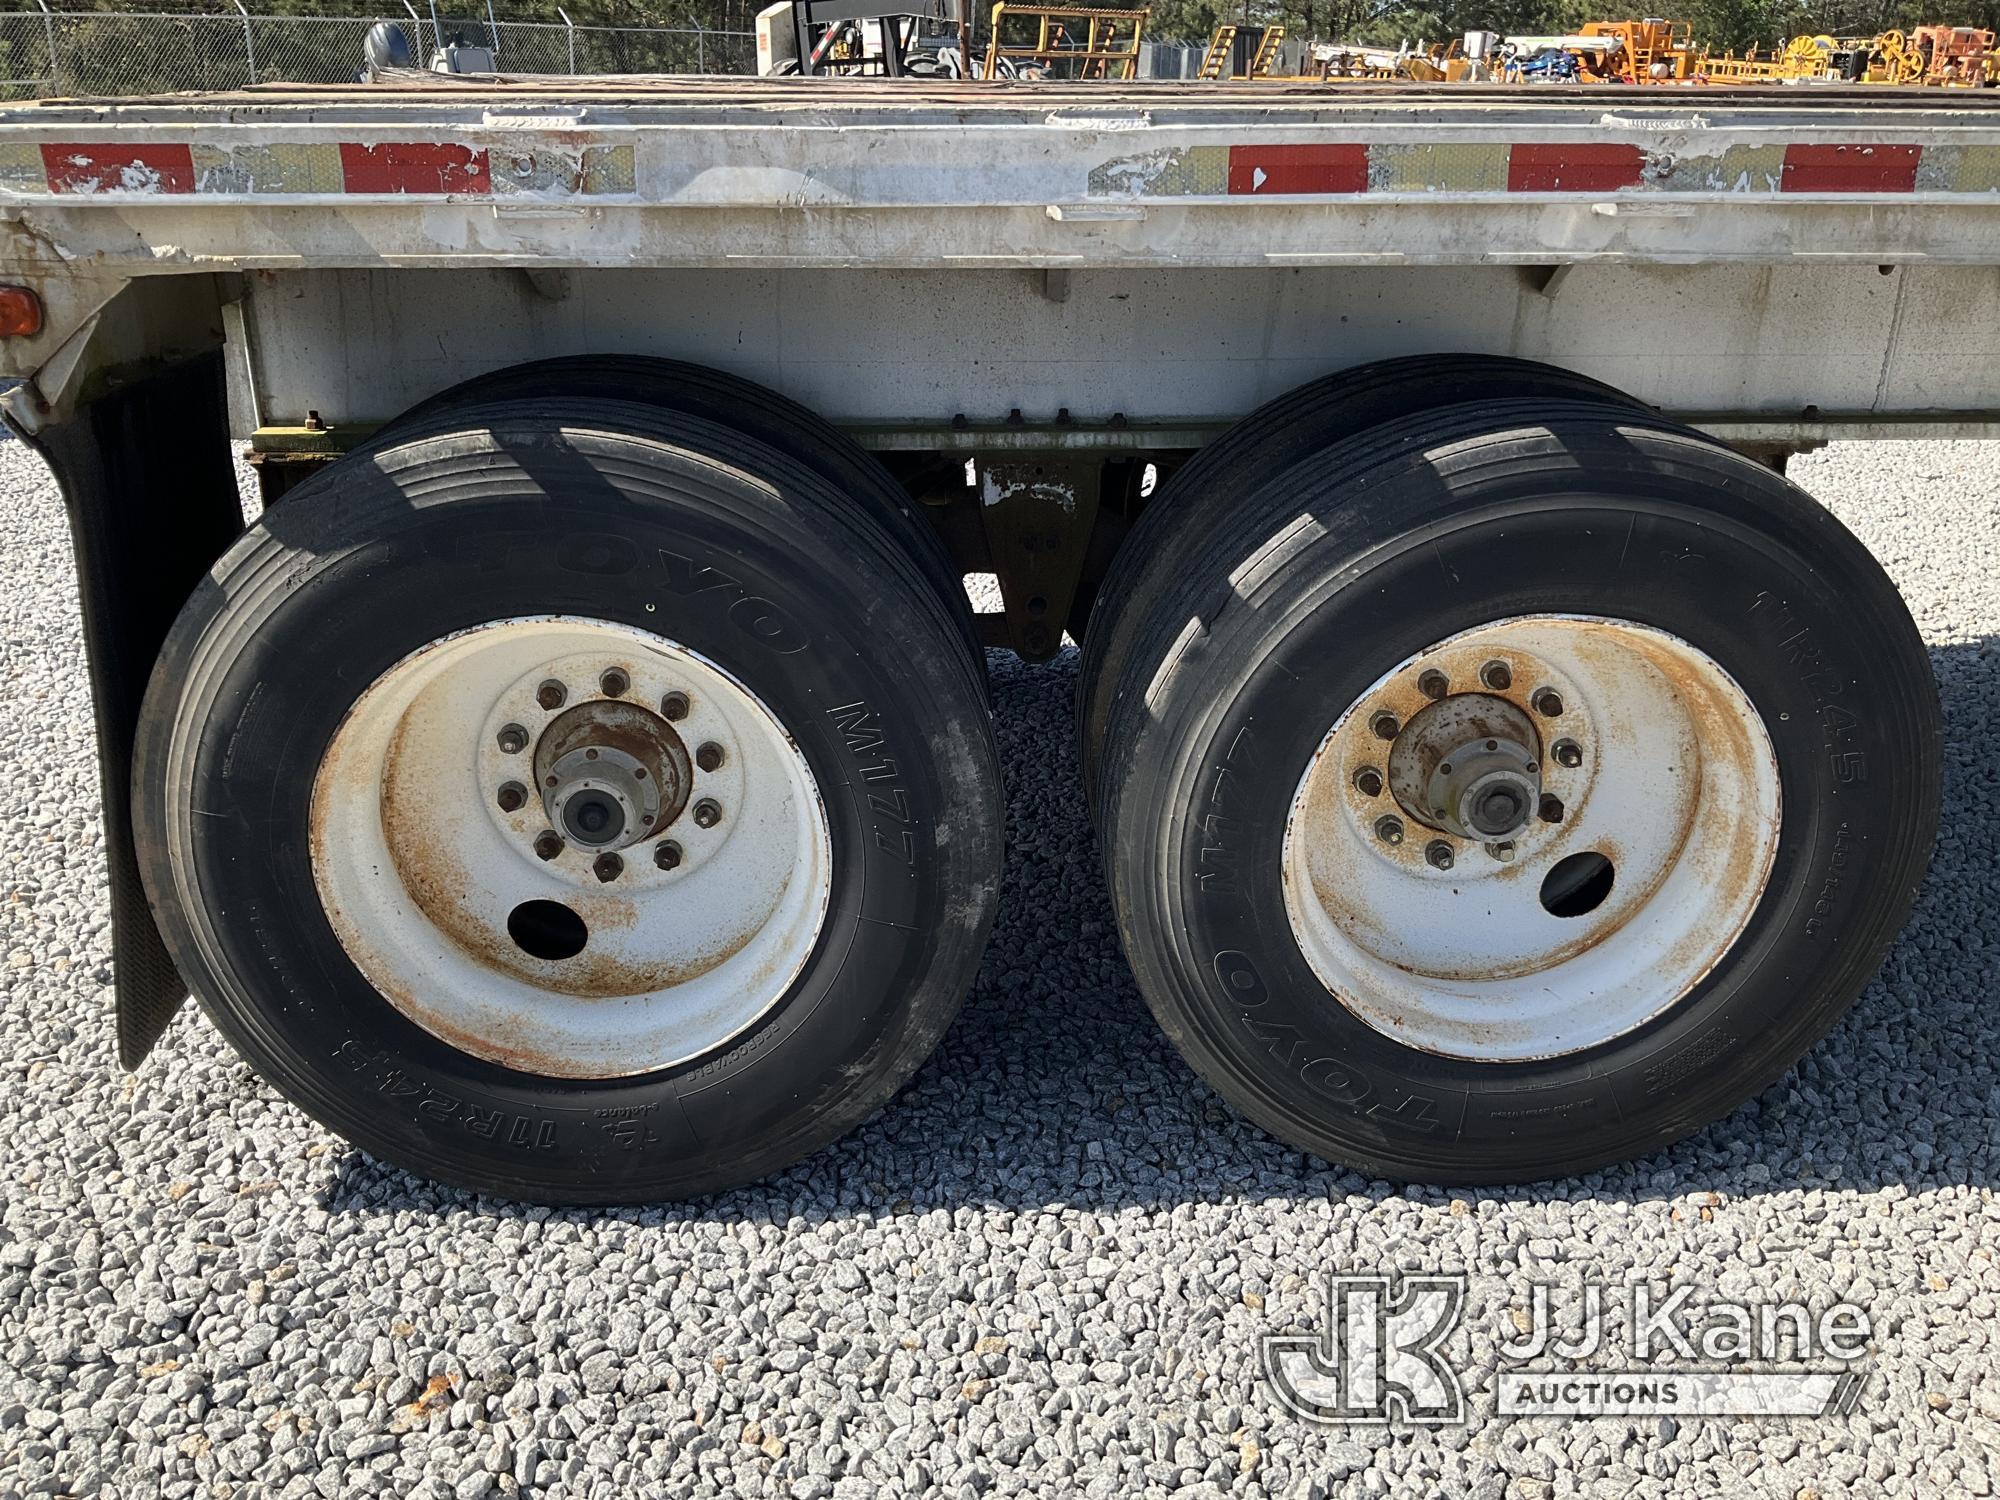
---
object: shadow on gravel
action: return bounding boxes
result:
[320,637,2000,1222]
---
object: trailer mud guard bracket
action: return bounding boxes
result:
[4,281,241,1067]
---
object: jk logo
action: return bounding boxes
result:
[1262,1274,1467,1426]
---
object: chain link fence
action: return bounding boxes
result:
[0,7,754,95]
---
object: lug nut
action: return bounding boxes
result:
[693,798,723,829]
[696,742,726,773]
[1532,687,1565,717]
[1539,793,1565,824]
[593,852,623,883]
[654,840,683,871]
[1480,659,1513,691]
[536,679,567,711]
[496,723,529,754]
[534,830,563,861]
[1353,766,1384,798]
[496,781,527,813]
[1418,669,1450,700]
[1370,710,1400,741]
[1374,815,1405,846]
[1553,738,1584,769]
[1487,840,1518,863]
[661,691,689,721]
[599,667,630,699]
[1425,839,1455,871]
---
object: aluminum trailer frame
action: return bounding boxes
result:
[2,79,2000,438]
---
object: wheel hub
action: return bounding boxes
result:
[532,699,692,853]
[1387,692,1541,844]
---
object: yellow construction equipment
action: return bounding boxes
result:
[1248,24,1285,76]
[1293,16,2000,90]
[1700,32,1839,82]
[1198,24,1235,78]
[1199,22,1286,78]
[1405,33,1496,81]
[1701,26,1995,87]
[982,2,1147,79]
[1874,29,1925,81]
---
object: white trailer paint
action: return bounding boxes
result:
[224,261,2000,437]
[1,78,1998,437]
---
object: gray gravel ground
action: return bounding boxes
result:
[0,434,1997,1500]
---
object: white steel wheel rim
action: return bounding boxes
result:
[310,616,833,1079]
[1282,615,1781,1062]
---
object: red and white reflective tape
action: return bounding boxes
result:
[1,135,1981,201]
[1225,140,1925,194]
[17,138,632,197]
[1226,142,1368,195]
[1086,138,1979,198]
[40,141,488,194]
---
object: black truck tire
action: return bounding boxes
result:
[133,400,1003,1203]
[1099,398,1940,1183]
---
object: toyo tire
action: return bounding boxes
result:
[133,400,1002,1204]
[1099,399,1940,1183]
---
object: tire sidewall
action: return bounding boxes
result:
[1116,426,1937,1181]
[146,425,996,1201]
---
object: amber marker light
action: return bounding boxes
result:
[0,286,44,337]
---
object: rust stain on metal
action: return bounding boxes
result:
[532,687,693,832]
[352,680,773,1015]
[358,879,789,1078]
[308,615,834,1081]
[367,969,578,1077]
[1325,644,1570,879]
[1285,618,1781,1055]
[1631,627,1782,991]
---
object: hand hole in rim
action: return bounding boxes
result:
[1540,850,1616,918]
[507,899,589,961]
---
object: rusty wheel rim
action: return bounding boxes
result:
[1281,615,1781,1062]
[309,616,833,1079]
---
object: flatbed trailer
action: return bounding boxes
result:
[0,74,1972,1201]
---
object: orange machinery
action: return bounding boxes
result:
[1897,25,1995,83]
[1575,18,1701,80]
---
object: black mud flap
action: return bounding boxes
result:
[7,351,245,1066]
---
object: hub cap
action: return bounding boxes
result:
[1282,616,1781,1061]
[310,616,832,1079]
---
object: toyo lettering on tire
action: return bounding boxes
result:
[132,400,1002,1203]
[1098,398,1940,1182]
